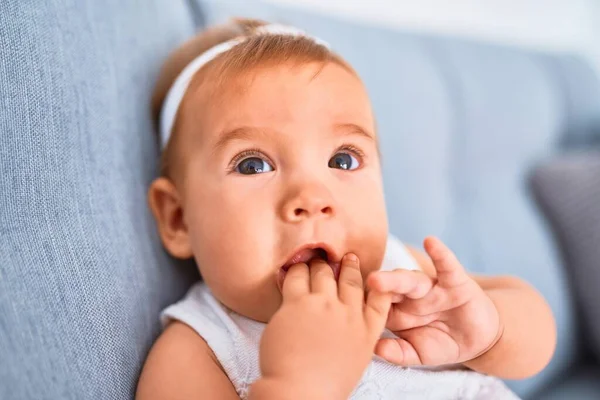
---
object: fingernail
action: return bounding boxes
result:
[344,253,358,262]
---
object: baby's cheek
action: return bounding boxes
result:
[361,241,387,279]
[356,220,388,276]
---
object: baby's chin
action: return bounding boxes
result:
[209,281,283,323]
[233,298,282,324]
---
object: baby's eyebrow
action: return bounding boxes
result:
[214,123,374,151]
[333,123,375,141]
[214,126,270,151]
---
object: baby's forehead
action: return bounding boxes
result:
[192,58,357,97]
[184,61,375,135]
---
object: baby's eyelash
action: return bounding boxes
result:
[228,149,271,172]
[335,144,366,159]
[227,144,366,172]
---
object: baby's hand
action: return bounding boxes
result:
[366,237,501,367]
[254,254,391,399]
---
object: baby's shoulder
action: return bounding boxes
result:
[160,281,239,344]
[136,321,238,399]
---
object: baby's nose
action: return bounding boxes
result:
[280,185,335,223]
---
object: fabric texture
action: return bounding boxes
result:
[530,152,600,361]
[161,235,519,399]
[0,1,201,399]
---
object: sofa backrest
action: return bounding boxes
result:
[0,1,200,399]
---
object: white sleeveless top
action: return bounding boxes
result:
[161,235,519,399]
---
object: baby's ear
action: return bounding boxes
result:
[147,177,193,259]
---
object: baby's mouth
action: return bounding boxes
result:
[278,247,342,290]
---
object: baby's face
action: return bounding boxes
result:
[176,62,388,322]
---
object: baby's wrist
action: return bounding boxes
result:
[462,315,505,371]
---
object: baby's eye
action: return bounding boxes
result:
[328,152,360,170]
[236,157,274,175]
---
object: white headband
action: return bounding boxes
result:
[159,24,330,149]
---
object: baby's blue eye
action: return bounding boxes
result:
[236,157,274,175]
[328,152,360,170]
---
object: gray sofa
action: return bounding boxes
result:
[1,0,599,399]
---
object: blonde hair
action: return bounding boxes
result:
[152,18,355,177]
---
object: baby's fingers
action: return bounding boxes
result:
[338,253,364,307]
[309,258,336,295]
[367,269,433,300]
[374,337,422,367]
[386,306,440,331]
[375,325,458,366]
[424,236,469,288]
[364,290,392,336]
[282,263,310,301]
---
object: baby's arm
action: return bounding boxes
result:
[138,255,391,399]
[136,322,305,400]
[408,246,557,379]
[136,321,239,400]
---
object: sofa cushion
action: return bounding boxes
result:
[533,365,600,400]
[531,152,600,362]
[0,1,200,399]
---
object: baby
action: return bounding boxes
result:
[136,19,556,399]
